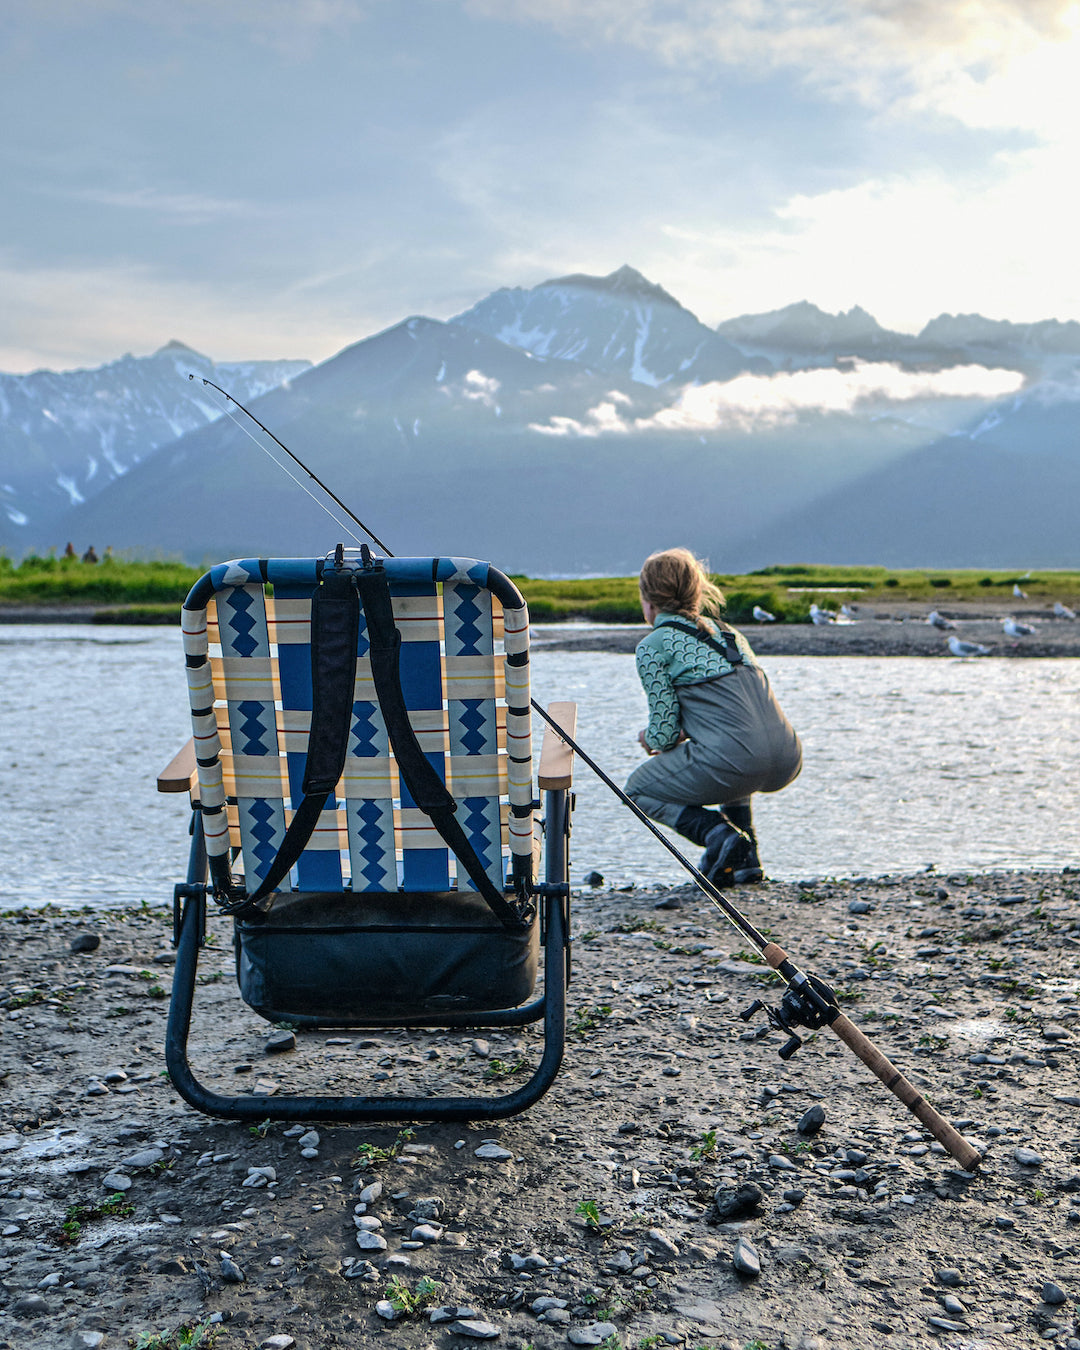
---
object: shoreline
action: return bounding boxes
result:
[1,868,1078,1348]
[5,599,1080,656]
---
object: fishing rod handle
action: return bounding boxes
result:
[829,1013,982,1170]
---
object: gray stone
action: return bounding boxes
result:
[471,1039,490,1058]
[769,1153,798,1171]
[375,1299,401,1321]
[1014,1146,1043,1167]
[297,1130,320,1148]
[928,1317,967,1332]
[101,1171,132,1191]
[430,1306,482,1324]
[70,933,100,953]
[72,1334,106,1349]
[121,1147,164,1169]
[848,900,872,914]
[259,1338,297,1350]
[714,1182,764,1219]
[941,1295,965,1315]
[358,1180,383,1204]
[265,1029,296,1053]
[935,1268,963,1287]
[798,1104,826,1135]
[646,1227,680,1258]
[474,1143,513,1161]
[356,1230,388,1251]
[412,1223,443,1242]
[568,1324,618,1346]
[733,1236,761,1278]
[10,1294,49,1317]
[1042,1282,1068,1306]
[220,1255,244,1283]
[447,1320,500,1339]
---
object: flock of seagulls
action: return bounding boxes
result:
[747,579,1078,657]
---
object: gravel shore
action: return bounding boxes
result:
[2,870,1079,1349]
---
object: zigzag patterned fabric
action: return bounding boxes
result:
[181,556,534,897]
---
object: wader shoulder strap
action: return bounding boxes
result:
[660,617,745,668]
[355,567,530,932]
[239,569,360,914]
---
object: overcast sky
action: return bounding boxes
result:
[3,0,1079,372]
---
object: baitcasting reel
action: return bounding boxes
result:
[738,974,839,1061]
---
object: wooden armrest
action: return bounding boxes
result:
[158,738,197,794]
[538,701,577,791]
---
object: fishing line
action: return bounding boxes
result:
[188,375,394,556]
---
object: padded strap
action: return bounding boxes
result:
[659,617,745,667]
[355,566,530,931]
[239,570,360,914]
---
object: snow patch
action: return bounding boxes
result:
[56,474,85,505]
[4,506,28,525]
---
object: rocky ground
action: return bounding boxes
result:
[532,601,1080,658]
[2,870,1079,1349]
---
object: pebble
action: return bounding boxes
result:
[375,1299,401,1321]
[10,1293,49,1316]
[220,1255,244,1283]
[646,1228,680,1258]
[935,1268,963,1288]
[259,1337,296,1350]
[355,1215,383,1230]
[1015,1147,1044,1167]
[928,1317,967,1332]
[70,933,100,953]
[412,1223,443,1242]
[265,1029,296,1053]
[430,1305,482,1323]
[297,1130,320,1148]
[358,1180,383,1204]
[474,1143,514,1161]
[770,1153,798,1171]
[101,1172,132,1191]
[848,901,872,914]
[941,1295,965,1315]
[471,1039,490,1058]
[447,1321,500,1340]
[122,1147,164,1169]
[1042,1282,1068,1305]
[732,1236,761,1278]
[798,1104,826,1136]
[356,1230,388,1251]
[714,1182,764,1219]
[73,1334,106,1349]
[568,1324,618,1346]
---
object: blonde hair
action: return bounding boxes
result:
[639,548,725,631]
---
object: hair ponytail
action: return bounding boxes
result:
[639,548,725,631]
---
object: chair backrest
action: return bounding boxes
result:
[182,554,535,900]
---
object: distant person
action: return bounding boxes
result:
[63,542,77,559]
[625,548,802,885]
[81,545,98,564]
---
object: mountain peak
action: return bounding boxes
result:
[540,264,685,310]
[155,339,208,359]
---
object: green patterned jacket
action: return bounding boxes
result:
[636,612,760,752]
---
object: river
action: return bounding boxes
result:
[1,625,1076,909]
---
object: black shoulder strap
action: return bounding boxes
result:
[659,617,744,667]
[355,566,531,932]
[233,568,360,915]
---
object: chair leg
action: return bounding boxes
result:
[165,789,572,1124]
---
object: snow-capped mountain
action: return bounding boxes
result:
[450,264,759,386]
[716,300,909,360]
[0,341,309,542]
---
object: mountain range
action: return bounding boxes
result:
[3,266,1078,573]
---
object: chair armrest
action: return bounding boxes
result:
[158,738,197,794]
[538,702,577,790]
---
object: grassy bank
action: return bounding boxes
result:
[2,553,1078,624]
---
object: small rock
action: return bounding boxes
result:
[297,1130,320,1148]
[769,1153,798,1171]
[474,1143,513,1161]
[220,1255,244,1283]
[928,1317,967,1332]
[412,1223,443,1242]
[935,1268,963,1288]
[375,1299,401,1321]
[583,871,604,887]
[732,1236,761,1278]
[356,1230,388,1251]
[101,1172,132,1191]
[1042,1282,1068,1306]
[646,1227,680,1258]
[848,900,872,914]
[72,1334,106,1349]
[70,933,101,953]
[265,1029,296,1054]
[1014,1147,1043,1167]
[798,1104,826,1136]
[358,1180,383,1204]
[122,1147,165,1169]
[941,1295,965,1316]
[10,1294,49,1317]
[714,1182,764,1220]
[448,1320,501,1339]
[430,1305,481,1324]
[471,1038,490,1058]
[259,1337,297,1350]
[568,1324,618,1346]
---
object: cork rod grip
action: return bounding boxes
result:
[830,1013,982,1170]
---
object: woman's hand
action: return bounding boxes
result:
[637,729,657,755]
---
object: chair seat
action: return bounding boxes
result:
[235,889,538,1024]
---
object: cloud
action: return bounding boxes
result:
[529,361,1026,436]
[461,369,501,407]
[69,187,254,223]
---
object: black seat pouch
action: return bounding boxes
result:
[235,892,538,1025]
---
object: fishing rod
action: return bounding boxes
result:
[188,375,394,557]
[192,378,982,1169]
[531,702,982,1170]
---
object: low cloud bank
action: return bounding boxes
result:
[530,361,1026,436]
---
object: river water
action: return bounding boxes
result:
[2,625,1077,909]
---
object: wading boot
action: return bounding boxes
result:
[723,800,764,884]
[700,814,756,887]
[674,806,725,847]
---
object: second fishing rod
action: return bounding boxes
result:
[190,375,984,1170]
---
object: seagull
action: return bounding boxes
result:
[948,636,990,657]
[752,604,776,622]
[1053,601,1077,619]
[809,603,836,625]
[1003,617,1036,638]
[1013,583,1028,599]
[926,610,957,630]
[840,603,858,619]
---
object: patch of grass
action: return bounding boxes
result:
[690,1129,719,1160]
[6,988,50,1009]
[484,1057,527,1079]
[579,930,600,942]
[570,1004,613,1038]
[353,1127,416,1167]
[575,1198,603,1231]
[917,1034,949,1051]
[730,949,766,965]
[56,1192,135,1246]
[385,1274,445,1316]
[131,1321,219,1349]
[611,917,663,934]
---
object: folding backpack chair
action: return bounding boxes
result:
[157,546,576,1122]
